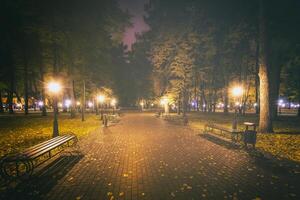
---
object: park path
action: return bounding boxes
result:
[41,113,298,199]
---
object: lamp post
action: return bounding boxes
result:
[111,98,117,115]
[160,97,169,116]
[47,81,62,137]
[231,86,243,130]
[140,101,144,111]
[97,94,105,120]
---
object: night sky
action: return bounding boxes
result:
[119,0,149,50]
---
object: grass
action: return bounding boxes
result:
[168,112,300,163]
[0,113,101,157]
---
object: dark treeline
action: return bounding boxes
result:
[0,0,135,115]
[128,0,300,132]
[0,0,300,133]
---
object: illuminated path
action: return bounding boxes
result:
[5,113,299,199]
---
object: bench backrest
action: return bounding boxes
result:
[22,134,76,158]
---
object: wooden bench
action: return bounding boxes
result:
[204,123,243,143]
[0,133,78,180]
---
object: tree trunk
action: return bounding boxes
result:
[223,82,229,113]
[0,91,3,113]
[177,94,181,115]
[8,72,14,114]
[182,89,188,117]
[70,80,76,118]
[7,45,14,114]
[258,0,273,133]
[40,66,47,116]
[255,39,260,114]
[269,64,281,119]
[81,80,85,121]
[298,100,300,117]
[23,50,29,115]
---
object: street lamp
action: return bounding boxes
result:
[65,99,72,110]
[160,97,169,115]
[231,86,243,130]
[97,94,106,119]
[140,101,144,110]
[111,98,117,114]
[47,81,62,137]
[97,95,105,103]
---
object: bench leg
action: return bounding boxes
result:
[0,159,34,180]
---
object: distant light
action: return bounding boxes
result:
[160,97,168,106]
[254,103,257,107]
[235,102,240,106]
[191,102,195,106]
[47,81,61,93]
[88,101,93,108]
[65,99,72,108]
[278,99,284,104]
[76,101,81,106]
[203,104,206,107]
[291,103,295,108]
[38,101,44,106]
[140,102,144,106]
[232,86,243,97]
[97,95,105,103]
[111,98,117,106]
[217,102,224,108]
[151,103,154,107]
[58,103,63,108]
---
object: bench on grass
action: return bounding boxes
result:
[204,123,243,143]
[0,133,78,180]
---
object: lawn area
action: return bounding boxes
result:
[171,112,300,163]
[0,113,100,157]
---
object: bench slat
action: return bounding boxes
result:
[23,135,70,154]
[205,123,243,143]
[23,135,72,155]
[29,137,75,159]
[23,135,75,158]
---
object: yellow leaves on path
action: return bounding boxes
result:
[0,114,100,157]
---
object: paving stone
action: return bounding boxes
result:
[1,113,299,200]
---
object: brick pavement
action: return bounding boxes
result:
[2,113,300,200]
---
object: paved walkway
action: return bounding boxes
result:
[3,113,300,199]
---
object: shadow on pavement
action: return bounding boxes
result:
[0,154,83,200]
[247,149,300,177]
[199,133,300,178]
[199,133,240,150]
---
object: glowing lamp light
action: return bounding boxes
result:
[160,97,168,106]
[232,86,243,97]
[47,81,61,93]
[65,99,72,108]
[76,101,81,106]
[97,95,105,103]
[151,103,154,107]
[88,101,93,108]
[58,102,63,108]
[140,102,144,106]
[111,98,117,106]
[38,101,44,106]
